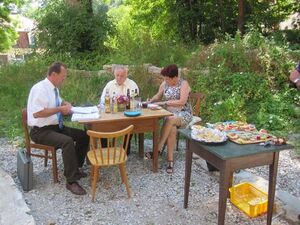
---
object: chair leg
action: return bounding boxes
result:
[52,150,58,183]
[90,166,100,185]
[44,150,48,167]
[118,164,125,183]
[90,165,94,186]
[91,166,99,202]
[119,163,131,198]
[176,132,180,151]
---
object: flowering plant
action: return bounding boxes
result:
[117,95,129,104]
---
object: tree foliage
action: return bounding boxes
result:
[35,0,115,55]
[0,0,23,52]
[126,0,298,44]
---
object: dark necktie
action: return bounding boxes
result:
[54,88,63,129]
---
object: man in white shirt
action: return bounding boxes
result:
[27,62,88,195]
[99,66,139,154]
[99,66,139,108]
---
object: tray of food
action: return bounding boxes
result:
[207,121,257,132]
[191,127,227,144]
[227,131,276,144]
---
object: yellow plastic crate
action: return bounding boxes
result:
[229,182,269,218]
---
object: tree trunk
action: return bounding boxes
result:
[218,0,224,32]
[237,0,245,34]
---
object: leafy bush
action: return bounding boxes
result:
[35,0,114,55]
[190,30,300,138]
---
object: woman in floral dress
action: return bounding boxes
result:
[146,64,192,173]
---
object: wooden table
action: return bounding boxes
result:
[179,129,292,225]
[79,108,172,172]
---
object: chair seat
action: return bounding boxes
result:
[87,147,127,166]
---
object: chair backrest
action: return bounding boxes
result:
[87,125,134,166]
[21,108,30,151]
[189,92,205,116]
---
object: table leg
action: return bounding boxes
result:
[184,140,193,208]
[138,133,144,158]
[228,172,234,197]
[267,152,279,225]
[152,119,159,172]
[218,163,231,225]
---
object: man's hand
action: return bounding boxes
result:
[60,104,72,115]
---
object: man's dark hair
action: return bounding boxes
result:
[161,64,178,78]
[47,62,67,76]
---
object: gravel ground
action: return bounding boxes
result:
[0,137,299,225]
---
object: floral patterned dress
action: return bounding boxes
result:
[163,79,193,128]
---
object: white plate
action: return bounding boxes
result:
[191,128,227,143]
[148,103,158,108]
[148,103,162,110]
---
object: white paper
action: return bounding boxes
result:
[71,106,98,114]
[71,112,100,121]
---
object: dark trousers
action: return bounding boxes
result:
[30,125,89,183]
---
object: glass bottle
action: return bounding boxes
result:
[104,89,111,113]
[111,91,118,113]
[130,90,135,110]
[126,89,130,110]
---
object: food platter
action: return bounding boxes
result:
[191,121,279,145]
[191,124,205,131]
[191,127,227,144]
[207,121,257,132]
[226,131,276,144]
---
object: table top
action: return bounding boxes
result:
[79,108,173,124]
[179,129,293,160]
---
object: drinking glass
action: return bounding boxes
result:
[135,97,141,111]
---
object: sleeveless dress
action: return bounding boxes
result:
[163,79,193,128]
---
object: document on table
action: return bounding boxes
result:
[71,112,100,121]
[71,106,98,114]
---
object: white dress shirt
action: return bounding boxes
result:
[99,78,139,108]
[27,78,62,127]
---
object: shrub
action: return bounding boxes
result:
[35,0,114,56]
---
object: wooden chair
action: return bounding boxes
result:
[189,92,205,119]
[21,108,59,183]
[87,125,134,202]
[176,92,205,151]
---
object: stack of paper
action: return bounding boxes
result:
[71,106,98,114]
[71,106,100,121]
[71,113,100,121]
